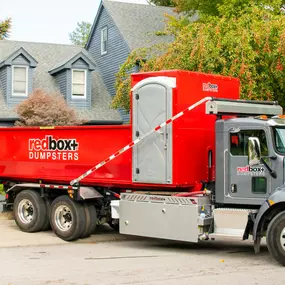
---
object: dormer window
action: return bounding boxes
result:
[101,27,108,55]
[72,69,86,98]
[12,66,28,96]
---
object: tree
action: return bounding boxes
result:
[15,89,83,126]
[113,0,285,112]
[148,0,176,6]
[69,21,91,46]
[0,18,11,40]
[170,0,285,17]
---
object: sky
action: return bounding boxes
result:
[2,0,148,45]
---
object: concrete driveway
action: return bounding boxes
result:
[0,235,282,285]
[0,211,137,247]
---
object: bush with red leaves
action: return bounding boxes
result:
[15,89,83,126]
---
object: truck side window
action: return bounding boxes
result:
[252,177,267,194]
[230,130,268,156]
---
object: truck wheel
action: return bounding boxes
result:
[41,198,53,231]
[267,211,285,266]
[14,190,47,232]
[50,196,86,241]
[81,204,97,238]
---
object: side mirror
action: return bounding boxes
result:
[248,137,261,166]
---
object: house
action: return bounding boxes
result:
[86,0,177,123]
[0,40,121,123]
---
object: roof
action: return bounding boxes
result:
[87,0,177,51]
[0,40,121,121]
[0,47,38,68]
[49,51,96,75]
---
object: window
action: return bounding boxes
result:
[252,177,267,194]
[101,27,108,55]
[273,127,285,154]
[230,130,268,156]
[72,70,86,98]
[12,66,28,96]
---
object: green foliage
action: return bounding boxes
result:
[148,0,175,6]
[0,184,4,196]
[173,0,222,16]
[172,0,285,17]
[0,18,11,40]
[113,0,285,112]
[69,21,91,46]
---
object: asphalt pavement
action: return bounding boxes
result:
[0,236,283,285]
[0,210,284,285]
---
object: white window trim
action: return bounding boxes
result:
[101,27,108,55]
[71,69,87,100]
[11,65,28,97]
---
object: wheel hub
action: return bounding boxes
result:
[280,227,285,251]
[54,205,73,232]
[18,199,34,224]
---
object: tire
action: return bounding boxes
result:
[14,190,47,233]
[267,211,285,266]
[81,204,97,238]
[41,198,53,231]
[108,219,119,232]
[50,195,86,241]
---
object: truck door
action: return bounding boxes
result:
[228,129,270,199]
[132,77,173,184]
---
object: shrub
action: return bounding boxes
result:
[113,0,285,112]
[15,89,83,126]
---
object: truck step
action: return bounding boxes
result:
[211,208,255,239]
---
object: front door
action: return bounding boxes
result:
[132,79,173,184]
[228,128,271,199]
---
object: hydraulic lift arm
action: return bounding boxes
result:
[70,97,283,186]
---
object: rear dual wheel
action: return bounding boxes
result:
[14,190,48,233]
[14,191,98,241]
[14,190,54,233]
[50,196,98,241]
[50,195,86,241]
[81,203,97,238]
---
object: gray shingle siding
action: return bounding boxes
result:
[0,40,121,121]
[6,66,11,105]
[0,67,7,98]
[11,54,30,66]
[72,58,89,69]
[87,6,130,122]
[66,69,72,102]
[28,68,33,95]
[55,71,67,98]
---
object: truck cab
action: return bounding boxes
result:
[215,116,285,206]
[119,97,285,266]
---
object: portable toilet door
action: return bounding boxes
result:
[131,76,175,184]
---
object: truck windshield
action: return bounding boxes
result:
[274,127,285,154]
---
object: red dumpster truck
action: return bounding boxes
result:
[3,70,285,265]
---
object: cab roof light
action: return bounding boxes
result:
[254,115,268,120]
[272,115,285,119]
